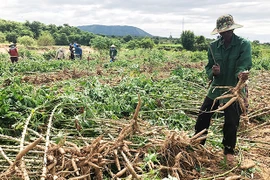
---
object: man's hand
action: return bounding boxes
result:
[238,71,249,81]
[212,64,220,76]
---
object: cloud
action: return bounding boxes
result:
[0,0,269,42]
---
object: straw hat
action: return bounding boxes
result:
[111,44,116,48]
[9,43,16,47]
[211,14,243,35]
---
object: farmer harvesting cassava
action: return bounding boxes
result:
[8,43,19,63]
[194,14,252,164]
[55,47,65,60]
[74,44,83,60]
[109,44,117,62]
[69,43,75,60]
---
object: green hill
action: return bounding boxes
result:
[77,25,153,37]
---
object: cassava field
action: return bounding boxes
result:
[0,44,269,180]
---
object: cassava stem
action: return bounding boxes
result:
[41,103,61,180]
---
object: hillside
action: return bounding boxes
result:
[77,24,153,37]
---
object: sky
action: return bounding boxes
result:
[1,0,270,43]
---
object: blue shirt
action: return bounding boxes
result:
[75,47,82,55]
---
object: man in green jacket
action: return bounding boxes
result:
[109,44,117,62]
[194,14,252,164]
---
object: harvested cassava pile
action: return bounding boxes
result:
[0,96,218,180]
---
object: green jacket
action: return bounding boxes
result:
[110,48,117,57]
[206,33,252,102]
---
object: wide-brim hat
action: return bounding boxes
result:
[111,44,116,47]
[211,14,243,35]
[9,43,16,47]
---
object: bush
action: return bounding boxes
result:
[43,50,56,60]
[139,38,155,49]
[0,32,6,43]
[190,51,207,62]
[17,36,37,46]
[125,40,139,50]
[37,32,55,46]
[18,48,44,60]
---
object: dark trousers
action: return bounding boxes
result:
[195,97,242,155]
[110,56,116,62]
[70,52,74,60]
[10,57,18,63]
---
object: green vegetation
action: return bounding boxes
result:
[0,18,270,180]
[0,19,95,46]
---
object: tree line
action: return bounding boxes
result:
[0,19,95,46]
[0,19,217,51]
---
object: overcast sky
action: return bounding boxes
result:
[1,0,270,43]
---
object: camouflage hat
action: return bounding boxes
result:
[211,14,243,35]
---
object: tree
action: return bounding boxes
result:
[194,35,208,51]
[0,19,18,32]
[54,33,69,45]
[46,24,58,34]
[37,32,55,46]
[68,34,81,44]
[196,35,206,44]
[58,27,72,36]
[180,30,195,51]
[153,37,160,45]
[78,32,95,46]
[25,21,46,39]
[252,40,260,45]
[6,32,18,43]
[90,36,111,50]
[123,35,133,42]
[19,29,34,37]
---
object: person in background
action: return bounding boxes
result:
[109,44,117,62]
[73,42,78,48]
[194,14,252,164]
[8,43,19,63]
[74,44,82,60]
[55,47,65,60]
[69,43,74,60]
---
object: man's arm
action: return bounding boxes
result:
[235,40,252,79]
[205,46,216,80]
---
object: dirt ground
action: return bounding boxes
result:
[243,123,270,179]
[233,71,270,179]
